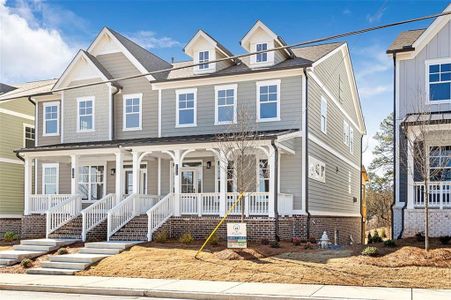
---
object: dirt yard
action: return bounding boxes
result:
[78,238,451,289]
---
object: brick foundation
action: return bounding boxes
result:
[0,218,22,239]
[309,216,362,245]
[21,214,46,239]
[403,209,451,237]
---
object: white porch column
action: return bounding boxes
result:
[173,150,181,216]
[268,148,276,218]
[407,130,415,209]
[24,156,33,215]
[219,151,227,217]
[70,154,79,195]
[115,151,124,203]
[157,157,161,196]
[132,151,141,194]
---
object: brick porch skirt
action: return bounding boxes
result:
[20,214,46,239]
[0,218,22,239]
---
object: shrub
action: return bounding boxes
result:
[292,237,301,246]
[21,258,33,268]
[308,237,317,244]
[270,241,280,248]
[208,233,219,246]
[304,242,315,250]
[415,232,425,242]
[371,231,383,243]
[3,231,18,242]
[179,233,194,244]
[380,228,387,239]
[260,238,270,245]
[439,236,451,245]
[367,232,373,244]
[361,246,378,257]
[384,239,396,248]
[57,248,68,255]
[154,231,168,243]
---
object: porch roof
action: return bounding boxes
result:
[402,111,451,126]
[16,129,299,153]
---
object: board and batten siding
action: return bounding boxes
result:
[160,76,303,137]
[398,19,451,117]
[95,52,159,139]
[63,78,110,143]
[37,100,61,146]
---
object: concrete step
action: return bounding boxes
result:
[84,241,140,250]
[48,253,109,264]
[20,239,76,247]
[0,250,43,260]
[26,267,77,275]
[13,244,56,252]
[0,258,18,266]
[41,261,90,270]
[79,248,121,255]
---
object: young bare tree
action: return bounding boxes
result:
[215,104,261,222]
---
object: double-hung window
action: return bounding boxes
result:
[24,125,35,148]
[343,120,350,146]
[258,159,270,192]
[428,60,451,102]
[320,96,328,134]
[429,146,451,181]
[176,89,197,127]
[256,43,268,62]
[77,97,94,132]
[43,102,59,136]
[123,94,142,130]
[257,80,280,122]
[42,163,58,194]
[198,51,209,69]
[215,84,237,125]
[78,165,105,202]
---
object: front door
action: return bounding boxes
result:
[180,166,202,193]
[124,168,147,195]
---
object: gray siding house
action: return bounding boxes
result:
[388,4,451,238]
[15,21,366,244]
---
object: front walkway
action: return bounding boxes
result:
[0,274,449,300]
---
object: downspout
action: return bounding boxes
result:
[359,136,364,244]
[303,68,311,240]
[271,140,279,242]
[111,85,122,140]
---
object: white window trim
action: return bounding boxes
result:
[256,79,281,122]
[42,101,60,136]
[122,93,143,131]
[23,124,35,148]
[214,84,237,125]
[194,50,216,74]
[349,127,354,154]
[343,120,350,146]
[76,96,95,133]
[42,163,59,194]
[425,58,451,105]
[320,96,328,134]
[176,88,197,128]
[250,41,274,67]
[78,164,107,203]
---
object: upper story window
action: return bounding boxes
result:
[349,127,354,154]
[428,60,451,103]
[24,125,35,148]
[343,120,350,146]
[320,96,328,134]
[257,80,280,122]
[123,94,142,131]
[77,97,95,132]
[43,102,59,136]
[256,43,268,63]
[176,88,197,127]
[215,84,237,125]
[198,51,210,69]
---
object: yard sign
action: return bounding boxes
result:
[227,223,247,248]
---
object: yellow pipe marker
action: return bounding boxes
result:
[194,192,245,259]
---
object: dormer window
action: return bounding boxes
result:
[198,51,210,69]
[256,43,268,62]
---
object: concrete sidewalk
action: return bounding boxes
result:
[0,273,449,300]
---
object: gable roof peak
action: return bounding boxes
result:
[183,29,234,58]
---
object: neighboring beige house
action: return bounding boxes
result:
[0,80,55,238]
[13,21,365,244]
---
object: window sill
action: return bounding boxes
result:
[42,133,59,137]
[426,99,451,105]
[176,124,197,128]
[123,127,142,132]
[214,121,236,126]
[257,117,280,123]
[77,129,95,133]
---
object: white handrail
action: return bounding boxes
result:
[147,193,174,241]
[29,194,72,214]
[81,193,116,241]
[46,194,82,238]
[107,193,159,241]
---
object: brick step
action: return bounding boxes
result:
[48,216,83,240]
[109,215,148,241]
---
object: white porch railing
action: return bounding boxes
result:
[46,195,82,238]
[29,194,72,214]
[180,193,221,215]
[81,193,116,241]
[146,193,174,241]
[107,193,159,240]
[414,182,451,208]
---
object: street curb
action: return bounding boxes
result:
[0,283,336,300]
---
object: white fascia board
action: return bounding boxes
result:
[241,20,278,51]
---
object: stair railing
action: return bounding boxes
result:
[146,193,174,241]
[46,194,82,238]
[81,193,116,241]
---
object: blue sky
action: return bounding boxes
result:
[1,0,450,166]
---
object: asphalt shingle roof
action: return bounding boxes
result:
[0,79,57,101]
[386,29,426,53]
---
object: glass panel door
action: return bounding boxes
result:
[78,165,105,201]
[125,170,133,195]
[181,170,195,193]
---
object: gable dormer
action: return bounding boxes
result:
[184,30,234,75]
[241,20,294,68]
